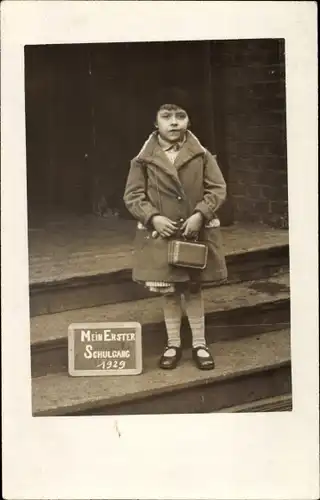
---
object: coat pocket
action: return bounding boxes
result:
[202,224,228,279]
[134,224,152,251]
[203,224,225,254]
[132,227,171,277]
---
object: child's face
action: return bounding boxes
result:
[156,107,189,143]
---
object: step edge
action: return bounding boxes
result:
[30,296,290,350]
[217,393,292,413]
[29,244,289,290]
[32,348,291,416]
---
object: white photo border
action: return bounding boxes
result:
[1,1,319,499]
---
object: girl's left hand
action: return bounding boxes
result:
[181,212,203,238]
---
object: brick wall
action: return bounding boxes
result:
[213,39,288,228]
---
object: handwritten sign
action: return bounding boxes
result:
[68,322,142,376]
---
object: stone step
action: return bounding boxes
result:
[32,329,291,416]
[31,272,290,377]
[29,243,289,316]
[217,393,292,413]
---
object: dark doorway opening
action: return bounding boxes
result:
[25,41,232,224]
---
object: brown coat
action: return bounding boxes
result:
[123,131,228,283]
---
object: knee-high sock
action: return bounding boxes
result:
[184,288,206,348]
[163,294,182,348]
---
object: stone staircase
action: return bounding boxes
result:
[29,221,291,416]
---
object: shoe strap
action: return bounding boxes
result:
[165,345,180,352]
[193,345,211,355]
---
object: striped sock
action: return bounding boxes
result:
[163,294,182,355]
[184,288,209,357]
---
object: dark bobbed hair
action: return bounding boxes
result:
[157,103,188,113]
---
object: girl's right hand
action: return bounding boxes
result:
[151,216,178,238]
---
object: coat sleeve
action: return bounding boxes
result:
[123,159,160,227]
[194,151,227,221]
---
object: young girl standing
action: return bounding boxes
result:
[123,102,228,370]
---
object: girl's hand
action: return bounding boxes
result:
[152,215,178,238]
[181,212,203,238]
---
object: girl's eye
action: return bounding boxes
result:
[176,113,187,120]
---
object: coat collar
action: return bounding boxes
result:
[136,130,206,162]
[135,130,206,188]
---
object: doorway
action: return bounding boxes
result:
[25,41,230,222]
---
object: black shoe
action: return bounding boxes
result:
[192,346,215,370]
[159,346,182,370]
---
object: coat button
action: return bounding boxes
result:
[177,196,182,201]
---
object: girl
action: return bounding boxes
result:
[123,103,228,370]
